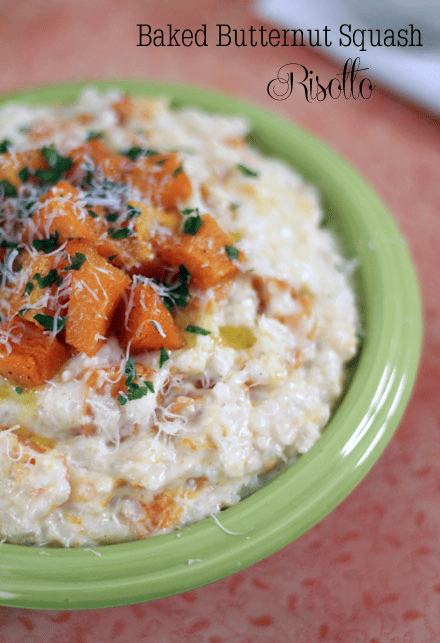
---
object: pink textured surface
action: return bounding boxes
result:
[0,0,438,641]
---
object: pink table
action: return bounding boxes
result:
[1,1,439,641]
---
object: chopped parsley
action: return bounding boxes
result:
[126,204,141,219]
[156,264,191,311]
[86,131,104,141]
[32,231,59,253]
[0,139,12,154]
[124,356,137,381]
[87,208,98,218]
[23,281,34,296]
[105,212,119,222]
[117,357,155,405]
[34,146,72,184]
[159,347,169,368]
[0,179,18,198]
[18,167,30,183]
[185,325,211,336]
[225,244,239,260]
[64,252,87,271]
[182,208,202,235]
[122,147,159,161]
[33,269,60,289]
[0,239,19,250]
[108,227,131,240]
[14,387,23,395]
[173,164,183,177]
[236,163,258,178]
[83,169,93,187]
[33,313,66,333]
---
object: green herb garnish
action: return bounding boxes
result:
[159,347,169,368]
[15,387,23,395]
[105,212,119,222]
[33,269,59,289]
[34,146,72,184]
[0,139,12,154]
[23,281,34,296]
[83,169,93,187]
[117,357,155,405]
[183,209,202,235]
[33,313,66,333]
[173,164,183,177]
[126,205,141,219]
[236,163,258,178]
[32,231,59,253]
[87,209,98,218]
[225,245,239,260]
[0,239,19,250]
[122,147,159,161]
[18,167,30,183]
[185,325,211,336]
[0,179,17,198]
[124,356,137,381]
[64,252,87,271]
[108,227,131,240]
[156,264,191,312]
[86,131,104,141]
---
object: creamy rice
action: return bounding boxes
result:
[0,89,358,546]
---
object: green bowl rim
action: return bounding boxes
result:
[0,79,422,610]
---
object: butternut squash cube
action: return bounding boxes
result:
[119,281,184,353]
[153,214,241,289]
[67,139,131,182]
[0,317,70,387]
[65,241,131,356]
[127,152,192,210]
[0,149,48,189]
[31,180,106,245]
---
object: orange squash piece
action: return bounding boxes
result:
[0,317,70,387]
[7,252,68,324]
[127,152,192,210]
[64,241,131,356]
[0,149,49,189]
[112,94,134,124]
[31,180,105,245]
[67,139,131,183]
[153,214,241,289]
[112,95,160,124]
[119,281,184,353]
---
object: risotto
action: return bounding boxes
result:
[0,89,358,546]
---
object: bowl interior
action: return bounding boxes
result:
[0,80,422,610]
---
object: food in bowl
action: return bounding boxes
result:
[0,89,358,547]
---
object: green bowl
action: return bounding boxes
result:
[0,80,422,610]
